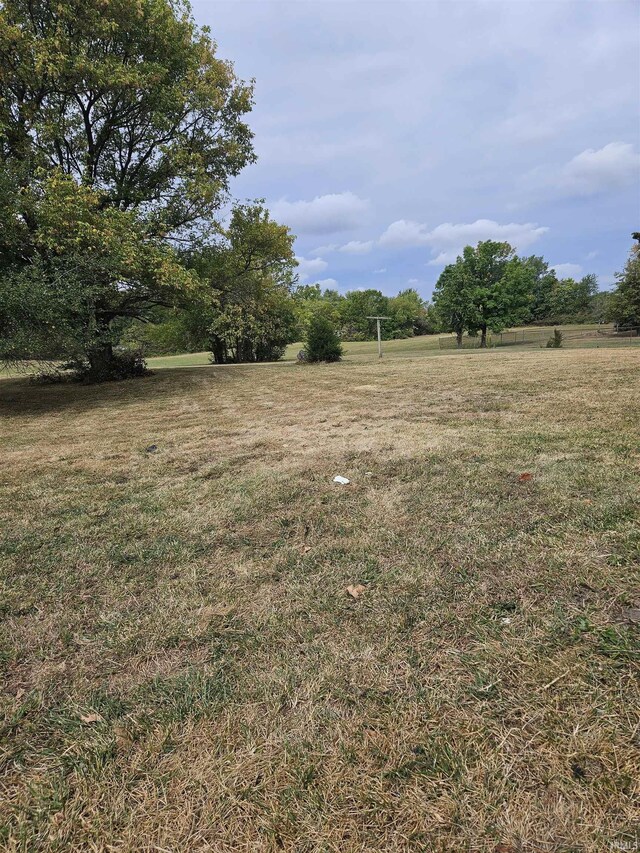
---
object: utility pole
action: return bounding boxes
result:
[366,316,391,359]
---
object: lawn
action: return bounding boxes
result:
[1,348,639,851]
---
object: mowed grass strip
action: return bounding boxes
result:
[0,348,639,852]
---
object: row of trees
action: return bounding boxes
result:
[431,240,637,347]
[126,282,434,360]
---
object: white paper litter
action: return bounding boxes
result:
[333,475,350,485]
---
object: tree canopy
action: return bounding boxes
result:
[0,0,255,376]
[433,241,534,347]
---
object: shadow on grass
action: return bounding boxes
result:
[0,365,258,419]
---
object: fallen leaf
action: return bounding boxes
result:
[494,845,517,853]
[518,472,533,482]
[301,545,312,554]
[80,712,103,724]
[346,584,366,599]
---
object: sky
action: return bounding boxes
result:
[192,0,640,300]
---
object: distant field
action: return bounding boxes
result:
[3,324,637,376]
[146,323,638,370]
[1,347,639,851]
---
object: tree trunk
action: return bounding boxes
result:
[456,329,463,348]
[210,337,226,364]
[480,325,487,348]
[88,340,116,377]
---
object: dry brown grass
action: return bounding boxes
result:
[1,347,639,852]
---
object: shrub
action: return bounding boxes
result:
[67,350,151,383]
[305,313,343,363]
[546,329,563,348]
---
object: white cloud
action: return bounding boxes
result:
[309,243,338,256]
[270,192,369,235]
[559,142,640,196]
[586,251,598,260]
[339,240,374,254]
[317,278,338,288]
[522,143,640,202]
[379,219,431,248]
[379,218,548,265]
[408,278,419,284]
[295,255,328,283]
[551,262,583,279]
[373,268,387,274]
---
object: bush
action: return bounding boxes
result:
[305,313,343,363]
[546,329,563,348]
[68,349,151,383]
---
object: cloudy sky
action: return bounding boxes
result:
[193,0,640,299]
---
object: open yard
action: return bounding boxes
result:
[1,347,639,851]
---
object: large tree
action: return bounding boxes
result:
[464,241,534,346]
[0,0,255,377]
[436,241,534,347]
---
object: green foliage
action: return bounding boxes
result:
[609,235,640,328]
[387,289,435,337]
[208,283,297,363]
[304,311,343,363]
[118,307,209,356]
[292,285,432,342]
[432,263,474,346]
[191,202,298,363]
[338,289,390,340]
[546,329,563,348]
[434,241,534,346]
[589,290,614,324]
[524,255,558,322]
[0,0,255,375]
[545,274,598,324]
[65,350,150,383]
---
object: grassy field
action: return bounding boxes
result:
[1,348,639,851]
[143,325,639,370]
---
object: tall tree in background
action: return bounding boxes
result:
[432,262,474,347]
[433,242,533,347]
[0,0,254,377]
[338,289,390,340]
[524,256,558,323]
[461,241,533,347]
[609,233,640,328]
[191,202,297,363]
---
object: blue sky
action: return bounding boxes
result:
[193,0,640,300]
